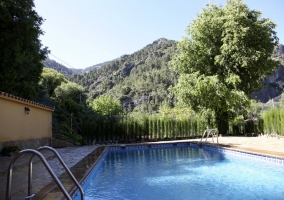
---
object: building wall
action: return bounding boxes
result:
[0,92,54,151]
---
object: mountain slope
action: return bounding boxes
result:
[48,39,284,109]
[42,58,82,76]
[69,38,178,112]
[253,44,284,102]
[42,58,112,76]
[83,60,114,73]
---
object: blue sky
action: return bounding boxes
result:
[34,0,284,69]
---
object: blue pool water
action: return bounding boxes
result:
[74,145,284,200]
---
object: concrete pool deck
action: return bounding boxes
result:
[208,136,284,157]
[1,136,284,199]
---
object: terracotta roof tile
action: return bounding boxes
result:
[0,91,54,111]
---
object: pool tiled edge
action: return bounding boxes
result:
[171,142,284,164]
[33,146,108,200]
[69,146,108,200]
[109,142,284,165]
[201,143,284,164]
[33,141,284,199]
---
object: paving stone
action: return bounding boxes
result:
[1,137,284,199]
[0,145,98,200]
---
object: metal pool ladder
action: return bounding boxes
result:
[200,129,219,145]
[5,146,84,200]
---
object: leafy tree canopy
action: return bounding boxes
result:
[69,39,178,113]
[54,82,85,103]
[92,95,123,116]
[171,0,279,134]
[38,67,68,97]
[0,0,49,99]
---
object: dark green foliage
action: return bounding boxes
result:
[263,108,284,136]
[68,39,178,113]
[81,120,96,144]
[52,98,83,144]
[92,95,123,116]
[37,53,284,144]
[244,120,255,134]
[258,118,264,134]
[172,0,279,135]
[1,145,19,157]
[34,68,94,144]
[38,68,68,97]
[3,0,283,144]
[43,58,82,77]
[0,0,49,99]
[80,114,209,144]
[215,110,229,135]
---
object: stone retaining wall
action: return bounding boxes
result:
[51,138,75,148]
[0,137,51,152]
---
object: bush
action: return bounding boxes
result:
[1,145,20,157]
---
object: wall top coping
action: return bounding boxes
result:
[0,91,54,112]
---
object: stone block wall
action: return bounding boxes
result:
[0,137,51,152]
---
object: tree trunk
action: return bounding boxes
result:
[215,110,229,135]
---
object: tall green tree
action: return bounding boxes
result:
[54,82,85,103]
[53,81,86,144]
[92,95,123,116]
[38,68,67,97]
[171,0,279,134]
[0,0,49,99]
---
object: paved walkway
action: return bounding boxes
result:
[209,136,284,157]
[0,146,98,200]
[0,136,284,199]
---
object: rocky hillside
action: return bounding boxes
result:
[43,58,113,76]
[253,44,284,102]
[46,40,284,108]
[274,44,284,62]
[83,60,114,73]
[42,58,82,76]
[69,38,178,112]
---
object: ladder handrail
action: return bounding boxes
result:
[6,149,72,200]
[35,146,84,200]
[200,129,219,145]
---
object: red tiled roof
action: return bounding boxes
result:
[0,91,54,111]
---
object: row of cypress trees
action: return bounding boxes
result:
[263,108,284,136]
[80,115,208,144]
[80,106,284,145]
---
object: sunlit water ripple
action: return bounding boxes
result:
[74,146,284,200]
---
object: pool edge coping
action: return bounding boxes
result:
[36,141,284,199]
[69,146,109,199]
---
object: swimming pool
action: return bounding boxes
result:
[73,143,284,200]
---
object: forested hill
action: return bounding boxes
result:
[83,60,114,73]
[44,39,284,111]
[43,58,112,76]
[69,38,178,112]
[43,58,83,76]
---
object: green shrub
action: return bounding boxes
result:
[1,145,20,157]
